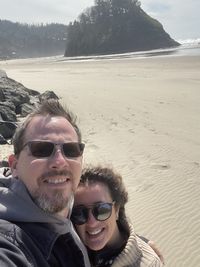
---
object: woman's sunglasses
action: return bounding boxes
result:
[71,202,115,225]
[21,141,85,158]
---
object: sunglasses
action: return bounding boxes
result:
[22,141,85,158]
[71,202,115,225]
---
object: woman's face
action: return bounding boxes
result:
[73,182,121,251]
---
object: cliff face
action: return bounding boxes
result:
[65,0,180,57]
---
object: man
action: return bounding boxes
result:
[0,99,90,266]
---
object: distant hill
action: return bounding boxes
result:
[65,0,180,57]
[0,20,67,59]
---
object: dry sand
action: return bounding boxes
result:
[0,54,200,266]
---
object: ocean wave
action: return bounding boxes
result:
[178,38,200,47]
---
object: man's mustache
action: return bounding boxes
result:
[40,170,73,180]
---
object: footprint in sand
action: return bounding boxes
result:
[88,131,96,136]
[87,144,99,150]
[136,183,154,192]
[151,164,171,170]
[110,120,118,126]
[149,128,157,133]
[128,129,135,133]
[193,162,199,167]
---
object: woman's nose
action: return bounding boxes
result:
[86,210,98,225]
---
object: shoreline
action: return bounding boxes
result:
[1,42,199,63]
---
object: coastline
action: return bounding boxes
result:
[0,53,200,267]
[1,41,199,63]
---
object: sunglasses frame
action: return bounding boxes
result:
[21,140,85,158]
[71,202,115,225]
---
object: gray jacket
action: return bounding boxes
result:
[0,177,90,267]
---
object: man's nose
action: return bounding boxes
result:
[49,148,69,168]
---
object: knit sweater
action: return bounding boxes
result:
[111,224,163,267]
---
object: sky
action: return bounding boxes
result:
[0,0,199,41]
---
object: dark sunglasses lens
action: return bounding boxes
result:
[71,207,88,225]
[30,142,54,157]
[63,143,84,158]
[93,203,113,221]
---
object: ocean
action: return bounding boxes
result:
[59,38,200,62]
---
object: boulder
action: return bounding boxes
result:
[18,102,37,117]
[0,101,16,111]
[0,121,17,139]
[0,133,9,144]
[0,69,59,140]
[0,104,17,122]
[0,160,9,167]
[0,88,5,101]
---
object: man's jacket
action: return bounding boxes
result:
[0,177,91,267]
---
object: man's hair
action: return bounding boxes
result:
[80,165,129,232]
[12,99,82,156]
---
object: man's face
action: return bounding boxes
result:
[13,115,83,217]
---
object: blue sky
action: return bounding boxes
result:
[0,0,199,40]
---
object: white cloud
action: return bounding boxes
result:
[0,0,199,39]
[141,0,200,39]
[0,0,94,24]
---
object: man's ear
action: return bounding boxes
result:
[8,154,18,177]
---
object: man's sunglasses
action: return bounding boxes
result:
[22,141,85,158]
[71,202,114,225]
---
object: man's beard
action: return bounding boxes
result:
[31,189,73,214]
[31,169,75,214]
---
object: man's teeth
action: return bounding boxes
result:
[46,178,67,184]
[88,229,102,235]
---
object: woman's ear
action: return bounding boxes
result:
[115,205,120,220]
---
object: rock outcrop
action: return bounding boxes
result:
[0,70,59,141]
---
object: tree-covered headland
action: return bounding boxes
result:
[0,20,67,59]
[65,0,179,57]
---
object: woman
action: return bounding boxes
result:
[71,165,163,267]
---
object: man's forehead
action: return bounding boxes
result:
[27,115,70,126]
[25,115,76,137]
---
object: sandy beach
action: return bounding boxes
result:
[0,53,200,266]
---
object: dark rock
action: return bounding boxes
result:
[0,160,9,167]
[0,121,17,139]
[0,133,9,144]
[0,69,59,140]
[0,88,5,102]
[29,95,40,106]
[23,87,41,96]
[4,89,30,108]
[0,77,39,106]
[0,101,16,111]
[0,77,30,106]
[0,104,17,122]
[18,102,37,117]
